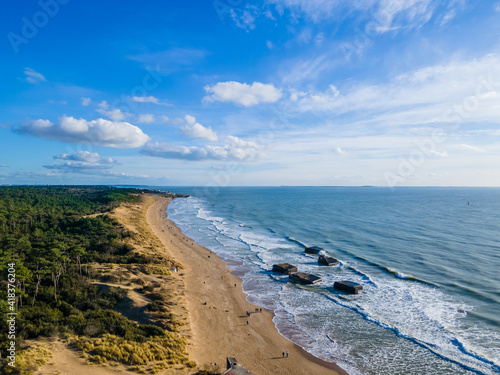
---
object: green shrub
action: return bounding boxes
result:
[145,301,164,312]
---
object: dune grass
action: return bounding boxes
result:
[74,333,188,366]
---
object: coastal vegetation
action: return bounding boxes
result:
[0,186,190,374]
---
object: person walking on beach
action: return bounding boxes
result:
[282,352,285,358]
[286,351,288,357]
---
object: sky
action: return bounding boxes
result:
[1,0,500,187]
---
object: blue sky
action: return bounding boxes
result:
[1,0,500,186]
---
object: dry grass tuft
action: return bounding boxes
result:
[140,265,171,276]
[14,344,53,374]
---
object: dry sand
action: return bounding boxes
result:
[147,195,347,375]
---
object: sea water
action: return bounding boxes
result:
[162,186,500,375]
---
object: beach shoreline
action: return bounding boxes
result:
[146,195,347,375]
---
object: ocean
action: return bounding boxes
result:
[161,186,500,375]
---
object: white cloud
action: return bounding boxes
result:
[1,171,59,180]
[45,151,121,175]
[20,115,150,148]
[129,96,169,106]
[280,54,333,84]
[142,136,263,161]
[297,28,313,44]
[429,150,448,158]
[185,115,196,124]
[43,160,149,178]
[439,8,456,26]
[291,54,500,126]
[266,40,274,49]
[92,170,150,178]
[494,2,500,12]
[181,115,218,141]
[333,146,346,156]
[81,97,91,106]
[264,1,465,34]
[266,0,439,31]
[96,101,129,121]
[30,119,52,129]
[265,0,347,22]
[1,169,150,181]
[454,144,485,153]
[24,68,46,84]
[129,47,207,73]
[229,8,257,31]
[130,96,160,104]
[45,161,112,172]
[161,116,170,123]
[137,114,155,123]
[204,81,283,106]
[373,0,434,33]
[54,151,117,164]
[226,135,258,149]
[142,143,222,161]
[49,100,68,105]
[226,135,261,159]
[264,9,276,20]
[171,117,185,125]
[98,100,109,110]
[314,32,325,45]
[99,108,128,121]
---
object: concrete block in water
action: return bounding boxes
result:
[334,281,363,294]
[272,263,298,275]
[305,246,324,254]
[318,255,339,266]
[289,272,322,284]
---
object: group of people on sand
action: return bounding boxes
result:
[282,351,289,358]
[245,308,262,316]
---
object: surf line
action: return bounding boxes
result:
[322,293,494,375]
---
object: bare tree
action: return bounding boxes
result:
[52,268,62,302]
[32,274,42,306]
[76,255,82,277]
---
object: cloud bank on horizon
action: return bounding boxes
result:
[1,0,500,186]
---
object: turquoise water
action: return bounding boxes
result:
[162,187,500,375]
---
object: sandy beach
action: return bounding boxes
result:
[147,195,347,375]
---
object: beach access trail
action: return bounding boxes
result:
[147,195,347,375]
